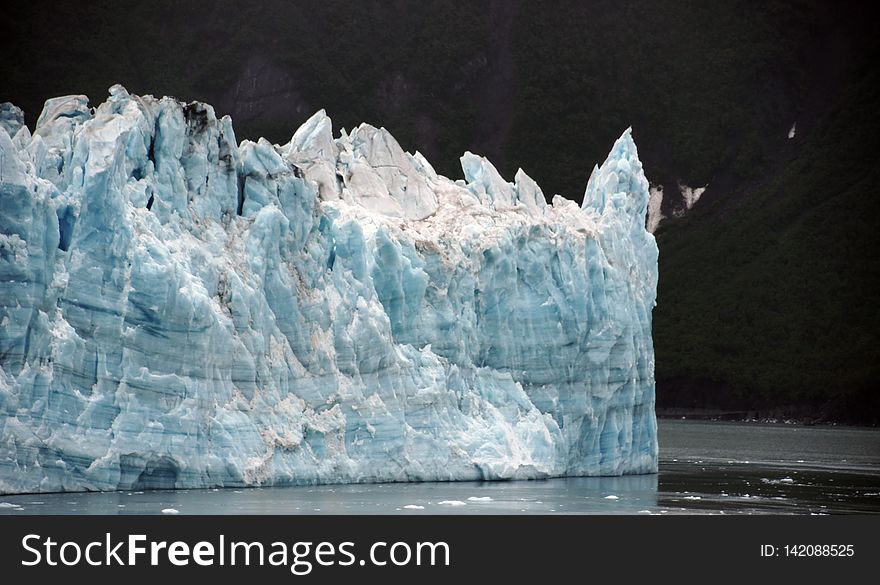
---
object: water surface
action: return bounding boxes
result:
[1,420,878,514]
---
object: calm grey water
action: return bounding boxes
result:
[1,420,878,514]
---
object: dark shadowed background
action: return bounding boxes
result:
[2,0,878,422]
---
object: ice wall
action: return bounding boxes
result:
[0,87,658,493]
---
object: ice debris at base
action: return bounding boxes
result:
[0,86,658,494]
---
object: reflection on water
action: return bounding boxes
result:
[657,419,880,514]
[0,475,659,515]
[1,420,878,515]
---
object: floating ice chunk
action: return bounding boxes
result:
[761,477,796,485]
[161,508,180,514]
[467,496,494,502]
[403,504,425,510]
[604,495,619,500]
[437,500,467,506]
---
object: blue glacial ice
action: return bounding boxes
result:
[0,86,658,493]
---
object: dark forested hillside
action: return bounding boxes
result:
[0,0,826,197]
[653,31,880,424]
[2,0,877,422]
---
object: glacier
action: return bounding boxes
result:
[0,86,658,494]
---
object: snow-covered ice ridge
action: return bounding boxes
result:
[0,86,658,494]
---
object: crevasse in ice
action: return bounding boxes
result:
[0,86,658,493]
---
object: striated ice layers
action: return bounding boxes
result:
[0,86,658,494]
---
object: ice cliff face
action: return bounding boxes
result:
[0,86,658,494]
